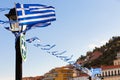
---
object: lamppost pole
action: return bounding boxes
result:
[15,36,22,80]
[5,8,22,80]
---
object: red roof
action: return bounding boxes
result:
[90,51,102,60]
[101,65,120,70]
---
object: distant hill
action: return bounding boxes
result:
[76,36,120,68]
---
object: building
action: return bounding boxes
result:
[22,76,44,80]
[114,52,120,65]
[97,65,120,80]
[72,52,120,80]
[96,52,120,80]
[22,52,120,80]
[70,74,89,80]
[42,66,73,80]
[89,51,102,61]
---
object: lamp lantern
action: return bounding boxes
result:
[5,8,21,32]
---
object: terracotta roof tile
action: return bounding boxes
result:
[101,65,120,70]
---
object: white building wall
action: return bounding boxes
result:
[70,76,89,80]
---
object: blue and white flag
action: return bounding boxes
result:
[26,37,40,43]
[26,22,51,31]
[91,68,102,77]
[15,3,56,26]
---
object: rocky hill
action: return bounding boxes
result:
[77,36,120,68]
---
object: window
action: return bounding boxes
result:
[118,70,120,75]
[118,62,120,65]
[114,70,116,76]
[102,72,104,77]
[111,71,113,76]
[105,72,107,77]
[108,71,110,76]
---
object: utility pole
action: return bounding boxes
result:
[5,8,23,80]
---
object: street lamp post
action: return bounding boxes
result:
[5,8,24,80]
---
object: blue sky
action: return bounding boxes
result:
[0,0,120,80]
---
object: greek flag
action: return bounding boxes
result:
[91,68,102,77]
[91,68,102,74]
[15,3,56,26]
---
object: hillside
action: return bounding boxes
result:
[77,36,120,68]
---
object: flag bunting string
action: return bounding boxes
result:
[0,8,11,12]
[26,37,102,79]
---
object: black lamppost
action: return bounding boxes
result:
[5,8,26,80]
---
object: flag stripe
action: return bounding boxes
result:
[17,12,55,18]
[16,4,46,8]
[28,9,55,14]
[16,7,55,12]
[18,14,55,21]
[19,16,56,23]
[30,22,51,28]
[18,18,55,25]
[30,8,55,12]
[16,3,56,26]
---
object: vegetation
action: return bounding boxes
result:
[77,36,120,68]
